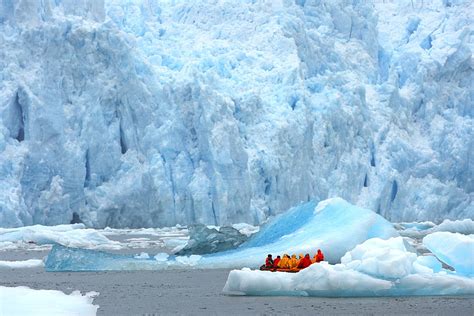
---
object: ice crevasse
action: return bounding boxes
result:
[0,0,473,227]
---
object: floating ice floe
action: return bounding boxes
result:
[0,286,98,316]
[223,237,474,297]
[0,259,44,269]
[45,198,398,271]
[0,224,120,251]
[423,232,474,277]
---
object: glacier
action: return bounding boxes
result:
[0,0,473,227]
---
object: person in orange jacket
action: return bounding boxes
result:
[289,254,299,270]
[314,249,324,263]
[279,254,290,269]
[298,253,312,269]
[273,255,281,268]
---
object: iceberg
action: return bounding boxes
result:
[223,237,474,297]
[45,198,399,271]
[0,0,472,228]
[423,232,474,276]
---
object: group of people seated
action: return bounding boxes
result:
[262,249,325,271]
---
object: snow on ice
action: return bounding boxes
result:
[0,286,98,316]
[0,0,472,228]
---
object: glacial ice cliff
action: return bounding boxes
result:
[0,0,472,227]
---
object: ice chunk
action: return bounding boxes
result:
[432,219,474,234]
[223,262,393,297]
[0,224,120,250]
[154,253,169,262]
[223,263,474,297]
[238,198,398,264]
[175,224,248,255]
[223,236,474,297]
[423,232,474,276]
[0,286,98,316]
[0,259,44,269]
[413,255,443,274]
[341,237,417,279]
[133,252,149,259]
[231,223,260,237]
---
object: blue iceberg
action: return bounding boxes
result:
[45,198,398,271]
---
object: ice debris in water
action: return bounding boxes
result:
[222,237,474,297]
[45,198,399,271]
[0,0,472,228]
[176,224,248,255]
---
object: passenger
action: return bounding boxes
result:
[289,254,299,270]
[273,255,281,268]
[315,249,324,263]
[279,254,290,269]
[265,254,274,268]
[298,253,312,269]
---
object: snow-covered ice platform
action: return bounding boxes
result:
[223,237,474,297]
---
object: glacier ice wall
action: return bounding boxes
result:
[0,0,472,227]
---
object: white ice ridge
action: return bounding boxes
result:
[0,286,99,316]
[222,237,474,297]
[0,0,473,227]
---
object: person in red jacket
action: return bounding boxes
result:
[265,254,274,268]
[273,255,281,268]
[315,249,324,263]
[297,253,312,269]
